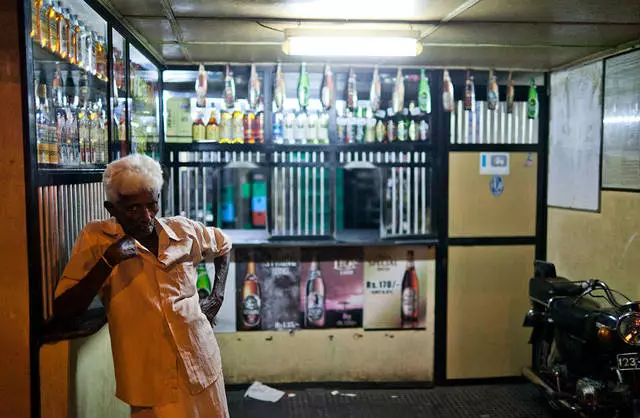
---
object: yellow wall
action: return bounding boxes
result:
[446,245,534,379]
[0,2,32,417]
[449,152,538,237]
[548,191,640,300]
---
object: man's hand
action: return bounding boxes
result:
[103,236,138,266]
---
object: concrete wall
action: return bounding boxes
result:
[0,1,32,416]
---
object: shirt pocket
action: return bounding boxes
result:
[172,261,197,299]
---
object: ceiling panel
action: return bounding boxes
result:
[153,43,185,61]
[454,0,640,23]
[175,44,603,70]
[128,18,176,42]
[426,22,640,47]
[169,0,467,20]
[105,0,164,17]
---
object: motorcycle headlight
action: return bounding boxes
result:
[617,312,640,346]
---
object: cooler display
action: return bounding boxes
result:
[129,45,160,159]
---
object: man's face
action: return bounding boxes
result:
[105,190,159,239]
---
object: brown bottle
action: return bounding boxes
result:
[401,250,419,328]
[305,256,325,328]
[240,254,261,330]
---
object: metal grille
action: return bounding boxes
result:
[38,182,108,321]
[450,101,539,145]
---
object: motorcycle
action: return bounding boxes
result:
[523,261,640,417]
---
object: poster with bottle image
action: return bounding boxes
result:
[363,246,435,330]
[196,256,237,333]
[299,248,364,329]
[235,248,301,331]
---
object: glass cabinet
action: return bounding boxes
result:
[129,45,160,160]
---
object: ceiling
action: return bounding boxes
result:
[100,0,640,70]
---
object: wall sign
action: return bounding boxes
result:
[480,153,510,175]
[490,175,505,197]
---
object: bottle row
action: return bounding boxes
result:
[35,64,108,165]
[30,0,108,81]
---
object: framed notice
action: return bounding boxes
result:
[363,246,434,330]
[299,248,364,329]
[603,49,640,191]
[548,61,603,211]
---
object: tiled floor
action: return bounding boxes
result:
[227,383,555,417]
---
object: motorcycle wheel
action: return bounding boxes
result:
[531,329,565,413]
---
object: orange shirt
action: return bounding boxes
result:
[55,216,232,407]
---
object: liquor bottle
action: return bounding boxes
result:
[192,111,205,141]
[418,69,431,114]
[51,64,64,109]
[248,64,261,110]
[487,70,499,111]
[346,68,358,111]
[95,36,107,80]
[240,253,261,330]
[232,107,244,143]
[392,68,405,115]
[274,63,285,112]
[253,105,265,144]
[196,263,212,299]
[195,64,207,108]
[375,110,386,143]
[418,112,429,142]
[47,0,58,54]
[345,109,355,143]
[59,7,70,60]
[386,104,396,143]
[76,20,86,69]
[39,0,50,49]
[223,64,235,110]
[31,0,43,43]
[272,111,284,144]
[294,111,307,144]
[297,62,309,111]
[442,69,455,112]
[527,77,538,119]
[283,111,295,144]
[364,108,375,143]
[36,70,49,163]
[464,70,475,112]
[69,14,80,65]
[251,171,267,227]
[370,65,381,112]
[205,109,219,142]
[506,72,515,114]
[401,250,419,328]
[306,111,317,144]
[321,64,334,111]
[305,256,325,328]
[243,110,255,143]
[219,109,232,143]
[408,102,418,142]
[355,107,365,143]
[317,112,329,144]
[336,108,346,143]
[396,108,407,142]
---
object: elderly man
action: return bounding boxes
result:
[54,154,231,417]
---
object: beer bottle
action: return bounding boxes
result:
[196,263,212,299]
[418,69,432,114]
[464,70,475,112]
[487,70,499,111]
[442,69,455,112]
[506,72,515,114]
[527,77,538,119]
[401,250,419,328]
[305,256,325,328]
[205,108,219,142]
[241,253,261,330]
[297,62,309,111]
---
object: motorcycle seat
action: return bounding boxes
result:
[529,277,585,304]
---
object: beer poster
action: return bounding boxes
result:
[363,246,435,330]
[235,248,301,331]
[299,248,364,329]
[204,259,237,333]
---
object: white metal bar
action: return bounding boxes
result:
[312,152,317,236]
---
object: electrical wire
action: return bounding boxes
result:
[256,21,284,33]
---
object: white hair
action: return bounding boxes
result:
[103,154,164,203]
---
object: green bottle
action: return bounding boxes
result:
[527,78,538,120]
[418,69,431,114]
[297,62,309,110]
[196,263,212,299]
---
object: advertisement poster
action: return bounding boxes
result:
[299,248,364,329]
[205,256,236,333]
[364,246,435,330]
[235,248,300,331]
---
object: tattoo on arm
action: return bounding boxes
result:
[199,252,230,324]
